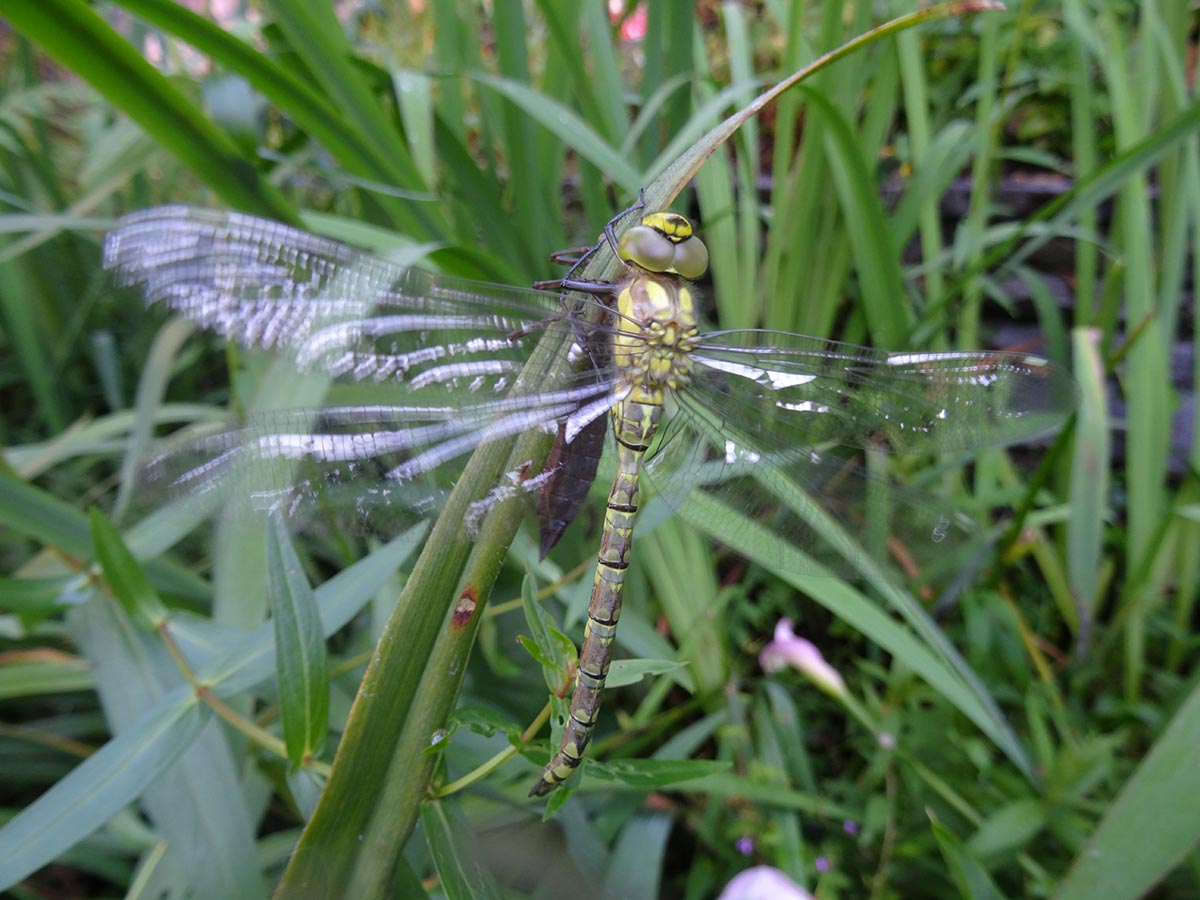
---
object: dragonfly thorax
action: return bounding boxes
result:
[614,270,701,400]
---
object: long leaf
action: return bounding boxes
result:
[1054,680,1200,899]
[4,0,297,222]
[0,529,422,890]
[112,0,436,237]
[266,514,330,766]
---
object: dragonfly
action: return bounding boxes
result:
[103,201,1077,797]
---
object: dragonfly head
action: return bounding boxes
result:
[617,212,709,280]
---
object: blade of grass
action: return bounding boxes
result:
[0,470,207,601]
[421,797,505,900]
[804,86,911,346]
[0,530,421,889]
[276,303,579,900]
[895,9,948,308]
[1054,680,1200,900]
[266,515,330,767]
[1094,6,1170,701]
[470,73,642,194]
[681,490,1034,781]
[5,0,297,222]
[69,593,267,900]
[1066,329,1108,643]
[112,0,433,236]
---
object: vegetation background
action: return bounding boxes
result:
[0,1,1197,898]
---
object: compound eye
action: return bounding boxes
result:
[618,225,674,272]
[671,236,709,280]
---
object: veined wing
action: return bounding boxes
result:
[645,401,968,579]
[103,206,630,391]
[104,207,638,534]
[644,330,1076,577]
[691,329,1078,456]
[134,367,626,537]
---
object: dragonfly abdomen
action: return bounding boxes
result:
[529,397,662,796]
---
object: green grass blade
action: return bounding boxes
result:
[929,816,1009,900]
[0,530,421,891]
[0,253,69,429]
[604,813,672,900]
[1094,8,1171,701]
[421,798,504,900]
[680,491,1033,780]
[277,340,574,898]
[1054,681,1200,900]
[0,659,93,700]
[0,688,210,890]
[114,0,434,235]
[110,318,196,526]
[645,2,1006,217]
[263,1,427,193]
[954,8,1000,350]
[992,97,1200,281]
[470,72,642,194]
[266,515,330,766]
[71,595,266,900]
[5,0,296,222]
[89,507,168,631]
[1066,329,1108,626]
[802,85,911,346]
[895,14,946,307]
[640,519,728,698]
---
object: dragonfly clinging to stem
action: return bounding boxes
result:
[104,198,1077,797]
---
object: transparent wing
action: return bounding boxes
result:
[105,206,630,534]
[692,329,1078,455]
[644,399,969,579]
[104,206,629,390]
[133,367,625,537]
[644,330,1077,577]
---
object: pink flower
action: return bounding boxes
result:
[718,866,813,900]
[759,620,846,697]
[608,0,647,42]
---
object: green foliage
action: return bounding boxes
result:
[1,1,1198,898]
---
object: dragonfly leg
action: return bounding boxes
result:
[558,277,618,296]
[530,275,618,297]
[505,311,566,342]
[548,244,597,267]
[601,188,647,257]
[538,189,649,292]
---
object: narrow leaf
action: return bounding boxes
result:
[605,658,686,689]
[1067,329,1109,623]
[0,529,422,890]
[1055,681,1200,900]
[89,507,168,630]
[929,816,1009,900]
[0,686,209,890]
[4,0,297,221]
[265,513,330,765]
[420,797,505,900]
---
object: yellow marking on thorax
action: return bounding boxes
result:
[612,271,701,405]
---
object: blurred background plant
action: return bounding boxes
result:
[1,1,1198,898]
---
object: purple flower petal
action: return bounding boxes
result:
[717,866,813,900]
[759,619,846,697]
